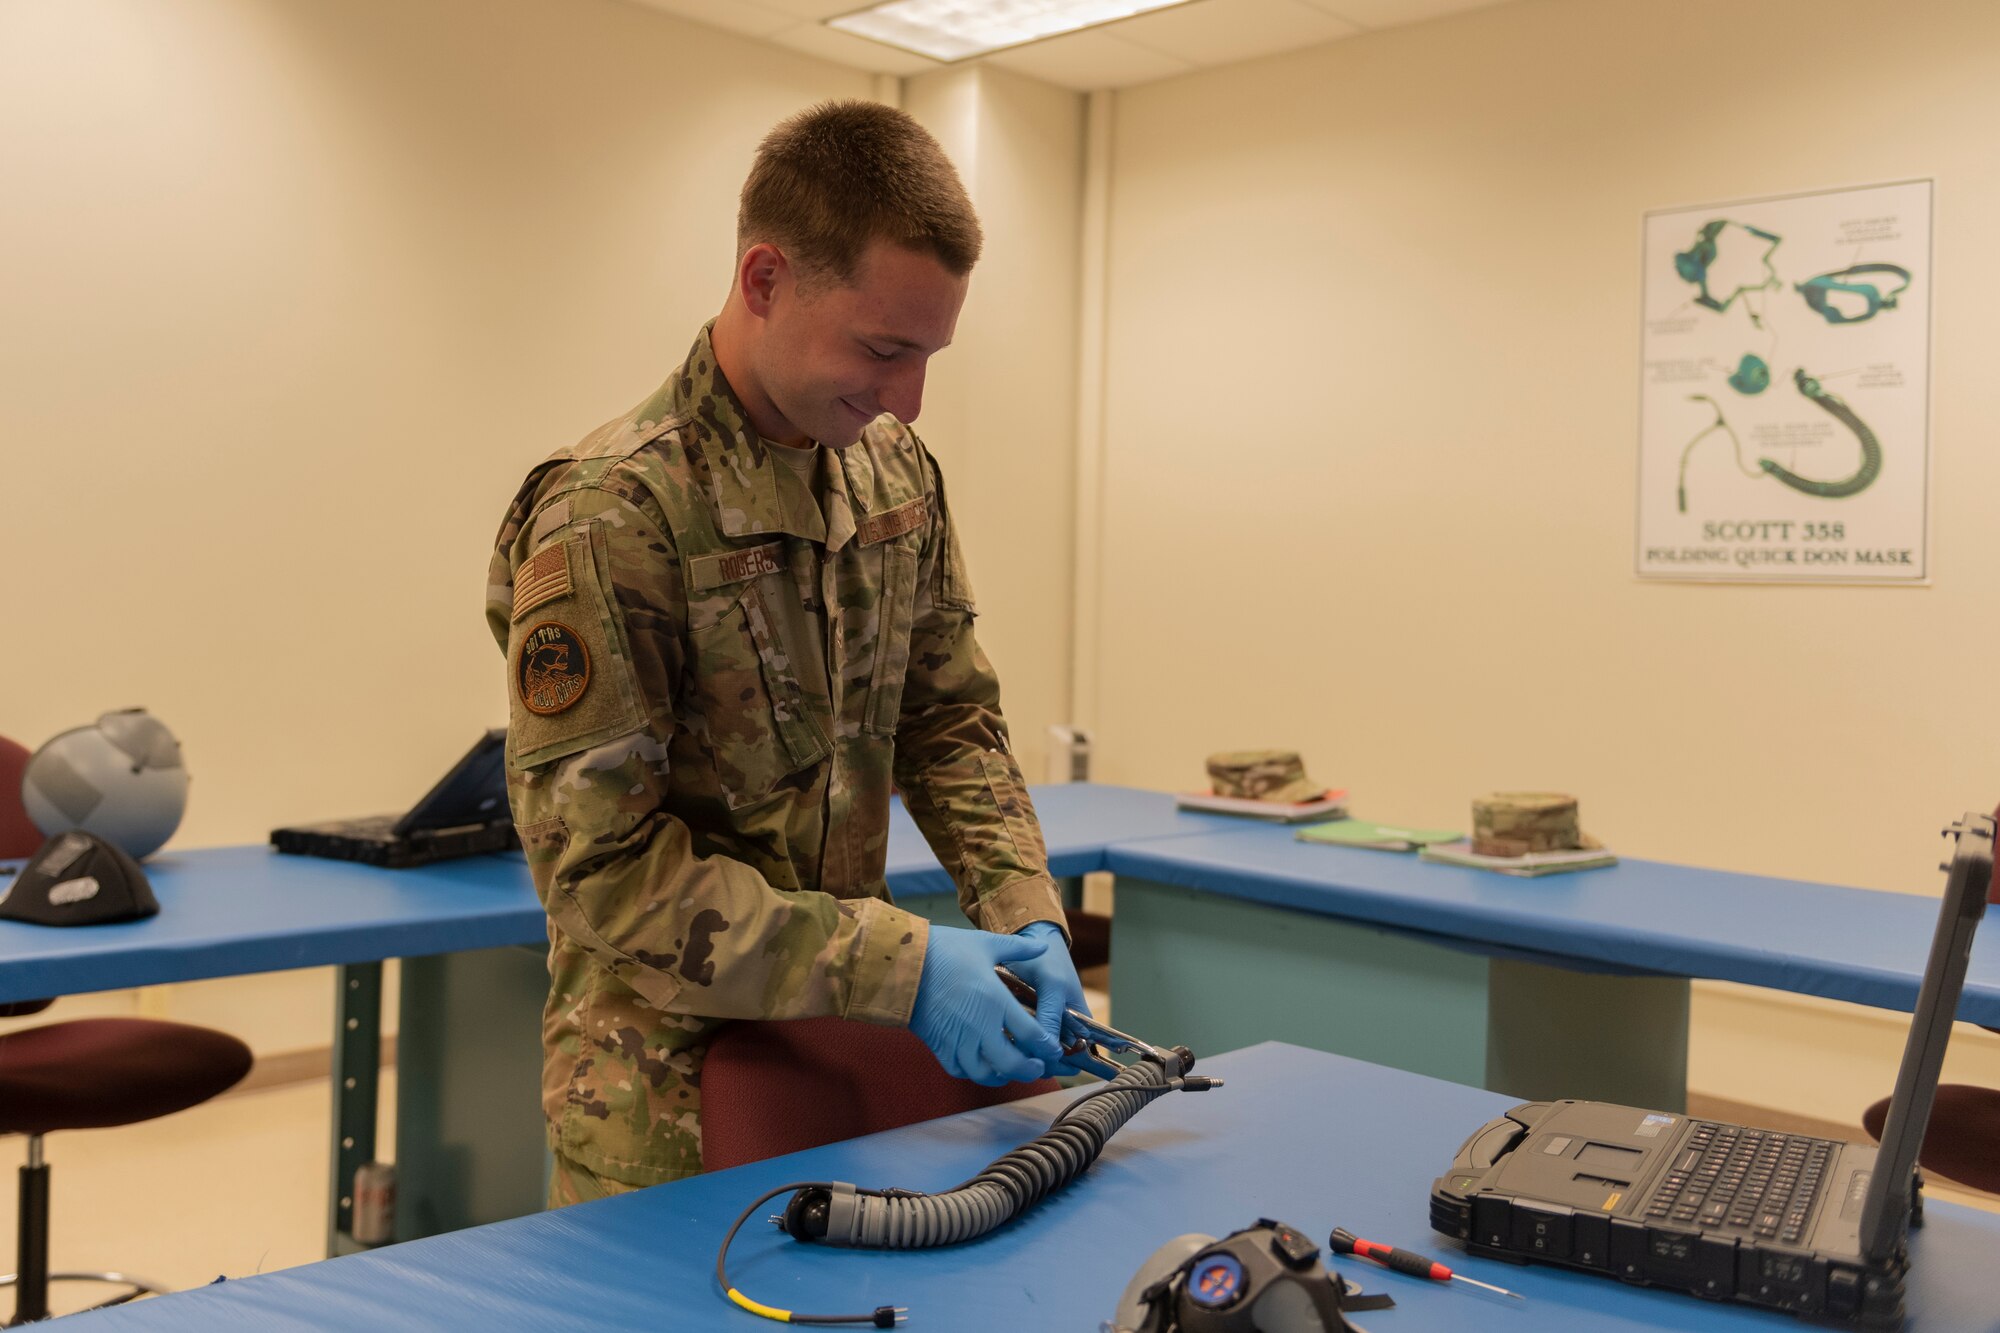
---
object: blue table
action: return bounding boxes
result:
[0,785,1227,1253]
[386,787,1229,1245]
[0,844,560,1255]
[0,846,543,1006]
[0,786,1228,1005]
[884,780,1234,896]
[1103,827,2000,1116]
[7,788,1990,1259]
[61,1043,2000,1331]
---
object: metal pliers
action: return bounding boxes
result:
[995,967,1184,1080]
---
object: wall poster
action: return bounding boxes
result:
[1637,180,1931,583]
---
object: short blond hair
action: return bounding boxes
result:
[738,100,983,283]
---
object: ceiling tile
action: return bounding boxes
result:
[1112,0,1360,66]
[1298,0,1514,28]
[621,0,798,39]
[766,20,947,75]
[760,0,873,20]
[982,29,1194,91]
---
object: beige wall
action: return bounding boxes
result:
[904,65,1085,784]
[0,0,1044,1055]
[2,0,872,849]
[7,0,1993,1126]
[1094,0,2000,1120]
[1,0,1086,1058]
[1,0,1081,855]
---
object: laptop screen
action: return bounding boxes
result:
[391,729,511,838]
[1856,812,1994,1263]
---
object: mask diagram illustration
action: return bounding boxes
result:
[1639,180,1930,583]
[1797,263,1911,325]
[1673,218,1784,328]
[1768,368,1881,499]
[1727,353,1770,395]
[1679,366,1881,512]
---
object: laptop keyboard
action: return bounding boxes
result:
[1642,1122,1837,1245]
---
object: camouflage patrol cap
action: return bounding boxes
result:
[1206,750,1323,804]
[1470,792,1599,857]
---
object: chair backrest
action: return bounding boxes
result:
[700,1016,1060,1173]
[1,735,56,1017]
[1990,799,1999,906]
[0,735,42,861]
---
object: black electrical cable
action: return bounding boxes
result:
[716,1182,904,1327]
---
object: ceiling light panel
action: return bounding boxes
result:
[828,0,1200,62]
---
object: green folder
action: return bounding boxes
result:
[1295,819,1462,852]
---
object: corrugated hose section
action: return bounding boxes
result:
[821,1058,1172,1248]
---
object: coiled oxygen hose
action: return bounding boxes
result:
[1759,368,1881,499]
[716,1049,1219,1326]
[1679,368,1883,511]
[785,1056,1181,1248]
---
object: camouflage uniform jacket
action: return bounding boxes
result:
[486,323,1067,1187]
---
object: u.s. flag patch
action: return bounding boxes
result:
[513,542,572,621]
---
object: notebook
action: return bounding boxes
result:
[1296,818,1462,852]
[1174,789,1350,823]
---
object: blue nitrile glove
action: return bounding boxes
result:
[1008,921,1094,1074]
[909,925,1065,1087]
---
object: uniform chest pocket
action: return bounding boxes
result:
[862,540,919,736]
[688,578,830,809]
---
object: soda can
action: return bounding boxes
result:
[352,1161,396,1246]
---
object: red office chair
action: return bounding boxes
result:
[0,737,38,862]
[1858,801,2000,1197]
[1862,1084,2000,1195]
[0,735,254,1323]
[1069,909,1111,973]
[701,1017,1060,1172]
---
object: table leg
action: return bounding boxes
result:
[1109,878,1690,1109]
[1110,878,1490,1082]
[1486,959,1690,1112]
[326,962,382,1258]
[394,946,551,1240]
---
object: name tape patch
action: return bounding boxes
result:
[513,542,573,621]
[856,496,928,546]
[690,541,785,590]
[516,621,591,716]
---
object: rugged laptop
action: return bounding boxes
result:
[1431,811,1995,1329]
[271,729,515,868]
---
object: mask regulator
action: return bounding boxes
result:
[1107,1219,1399,1333]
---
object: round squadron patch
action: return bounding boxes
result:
[516,621,591,716]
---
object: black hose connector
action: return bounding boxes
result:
[781,1057,1178,1250]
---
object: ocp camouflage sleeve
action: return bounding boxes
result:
[892,452,1069,940]
[489,478,928,1027]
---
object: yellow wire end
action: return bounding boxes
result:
[726,1287,793,1322]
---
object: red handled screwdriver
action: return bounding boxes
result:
[1328,1228,1524,1300]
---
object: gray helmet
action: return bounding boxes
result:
[21,709,190,860]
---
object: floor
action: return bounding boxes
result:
[5,980,1995,1321]
[0,1075,398,1319]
